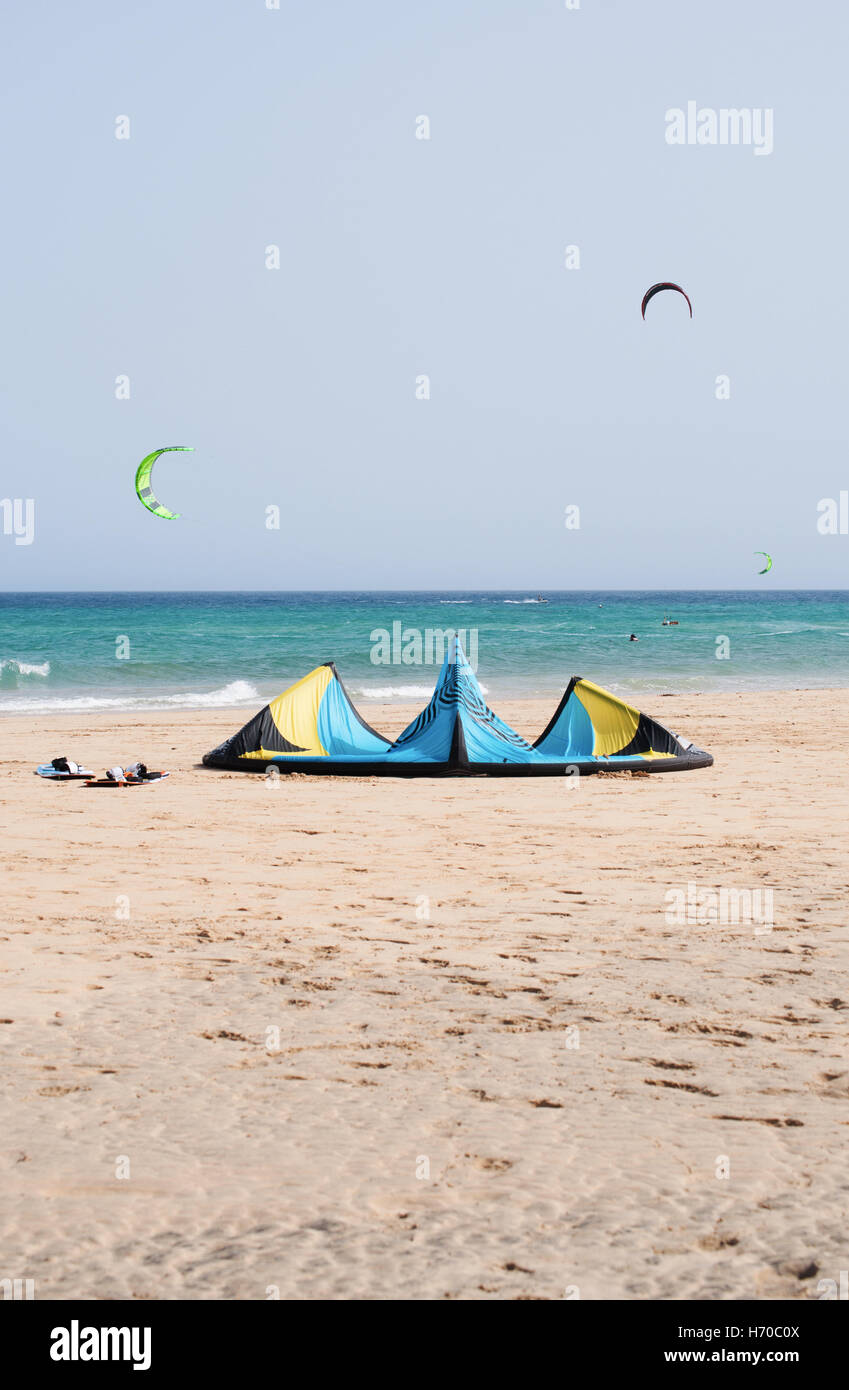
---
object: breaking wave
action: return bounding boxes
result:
[353,681,489,699]
[0,679,259,714]
[0,658,50,681]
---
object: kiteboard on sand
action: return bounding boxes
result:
[35,760,94,779]
[84,772,170,787]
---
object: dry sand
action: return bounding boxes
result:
[1,690,847,1301]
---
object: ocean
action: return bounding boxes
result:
[1,591,848,715]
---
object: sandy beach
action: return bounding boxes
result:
[1,688,846,1301]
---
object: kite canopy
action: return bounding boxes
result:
[203,639,713,776]
[641,282,693,319]
[134,446,195,520]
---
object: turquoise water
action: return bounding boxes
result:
[1,591,848,714]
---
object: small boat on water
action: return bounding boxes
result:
[661,615,679,626]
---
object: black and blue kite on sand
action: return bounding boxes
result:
[203,639,713,777]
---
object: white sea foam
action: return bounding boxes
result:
[763,626,842,637]
[160,680,258,707]
[0,679,259,715]
[353,685,436,700]
[0,658,50,677]
[354,682,489,699]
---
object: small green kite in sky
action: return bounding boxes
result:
[134,446,195,520]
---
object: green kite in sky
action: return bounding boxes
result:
[134,446,195,519]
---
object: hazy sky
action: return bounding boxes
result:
[1,0,847,590]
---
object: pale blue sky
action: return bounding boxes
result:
[1,0,847,589]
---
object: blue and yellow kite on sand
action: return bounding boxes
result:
[203,639,713,776]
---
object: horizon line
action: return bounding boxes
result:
[2,587,847,597]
